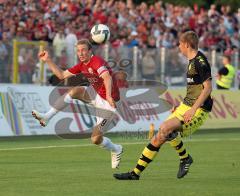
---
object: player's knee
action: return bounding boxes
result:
[159,124,170,139]
[160,124,167,133]
[153,124,173,145]
[151,135,164,146]
[166,131,178,141]
[152,130,166,146]
[69,87,84,99]
[68,90,75,99]
[63,93,73,102]
[91,135,102,145]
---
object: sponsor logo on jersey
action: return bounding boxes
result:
[88,68,94,74]
[87,77,98,83]
[187,77,194,83]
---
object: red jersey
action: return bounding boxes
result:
[68,55,120,101]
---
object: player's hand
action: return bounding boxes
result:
[38,50,49,62]
[183,108,196,123]
[216,74,221,80]
[106,96,116,108]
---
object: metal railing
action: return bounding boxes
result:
[0,40,239,89]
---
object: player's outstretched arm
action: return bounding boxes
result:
[38,50,73,80]
[101,71,116,108]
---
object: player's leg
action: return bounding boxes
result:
[168,104,209,178]
[114,117,181,180]
[91,93,123,169]
[32,86,90,127]
[167,131,193,178]
[167,104,190,160]
[91,121,123,169]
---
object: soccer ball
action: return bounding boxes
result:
[90,24,110,44]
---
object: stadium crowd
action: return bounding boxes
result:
[0,0,240,83]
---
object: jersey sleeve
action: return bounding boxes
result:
[92,57,109,76]
[196,58,212,83]
[68,64,81,75]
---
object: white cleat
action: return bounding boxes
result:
[32,110,48,127]
[111,145,123,169]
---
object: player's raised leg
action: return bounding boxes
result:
[32,86,90,127]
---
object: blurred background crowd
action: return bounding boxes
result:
[0,0,239,86]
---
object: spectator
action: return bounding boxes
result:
[161,31,174,48]
[18,48,35,83]
[216,55,236,89]
[113,70,129,89]
[141,36,157,80]
[53,28,66,64]
[0,0,239,85]
[0,37,8,83]
[127,31,139,48]
[1,31,11,82]
[65,26,77,67]
[0,1,239,53]
[208,4,219,17]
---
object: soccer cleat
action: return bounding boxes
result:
[111,145,123,169]
[113,171,139,180]
[32,110,48,127]
[177,155,193,179]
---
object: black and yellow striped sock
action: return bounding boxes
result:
[133,143,160,176]
[169,134,189,160]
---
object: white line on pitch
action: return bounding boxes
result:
[0,137,239,151]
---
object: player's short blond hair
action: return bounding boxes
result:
[180,31,199,50]
[76,39,92,50]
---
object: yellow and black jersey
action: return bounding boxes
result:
[183,51,213,112]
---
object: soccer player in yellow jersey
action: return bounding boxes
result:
[114,31,213,180]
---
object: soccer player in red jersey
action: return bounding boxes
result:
[32,39,123,169]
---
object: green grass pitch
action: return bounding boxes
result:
[0,130,239,196]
